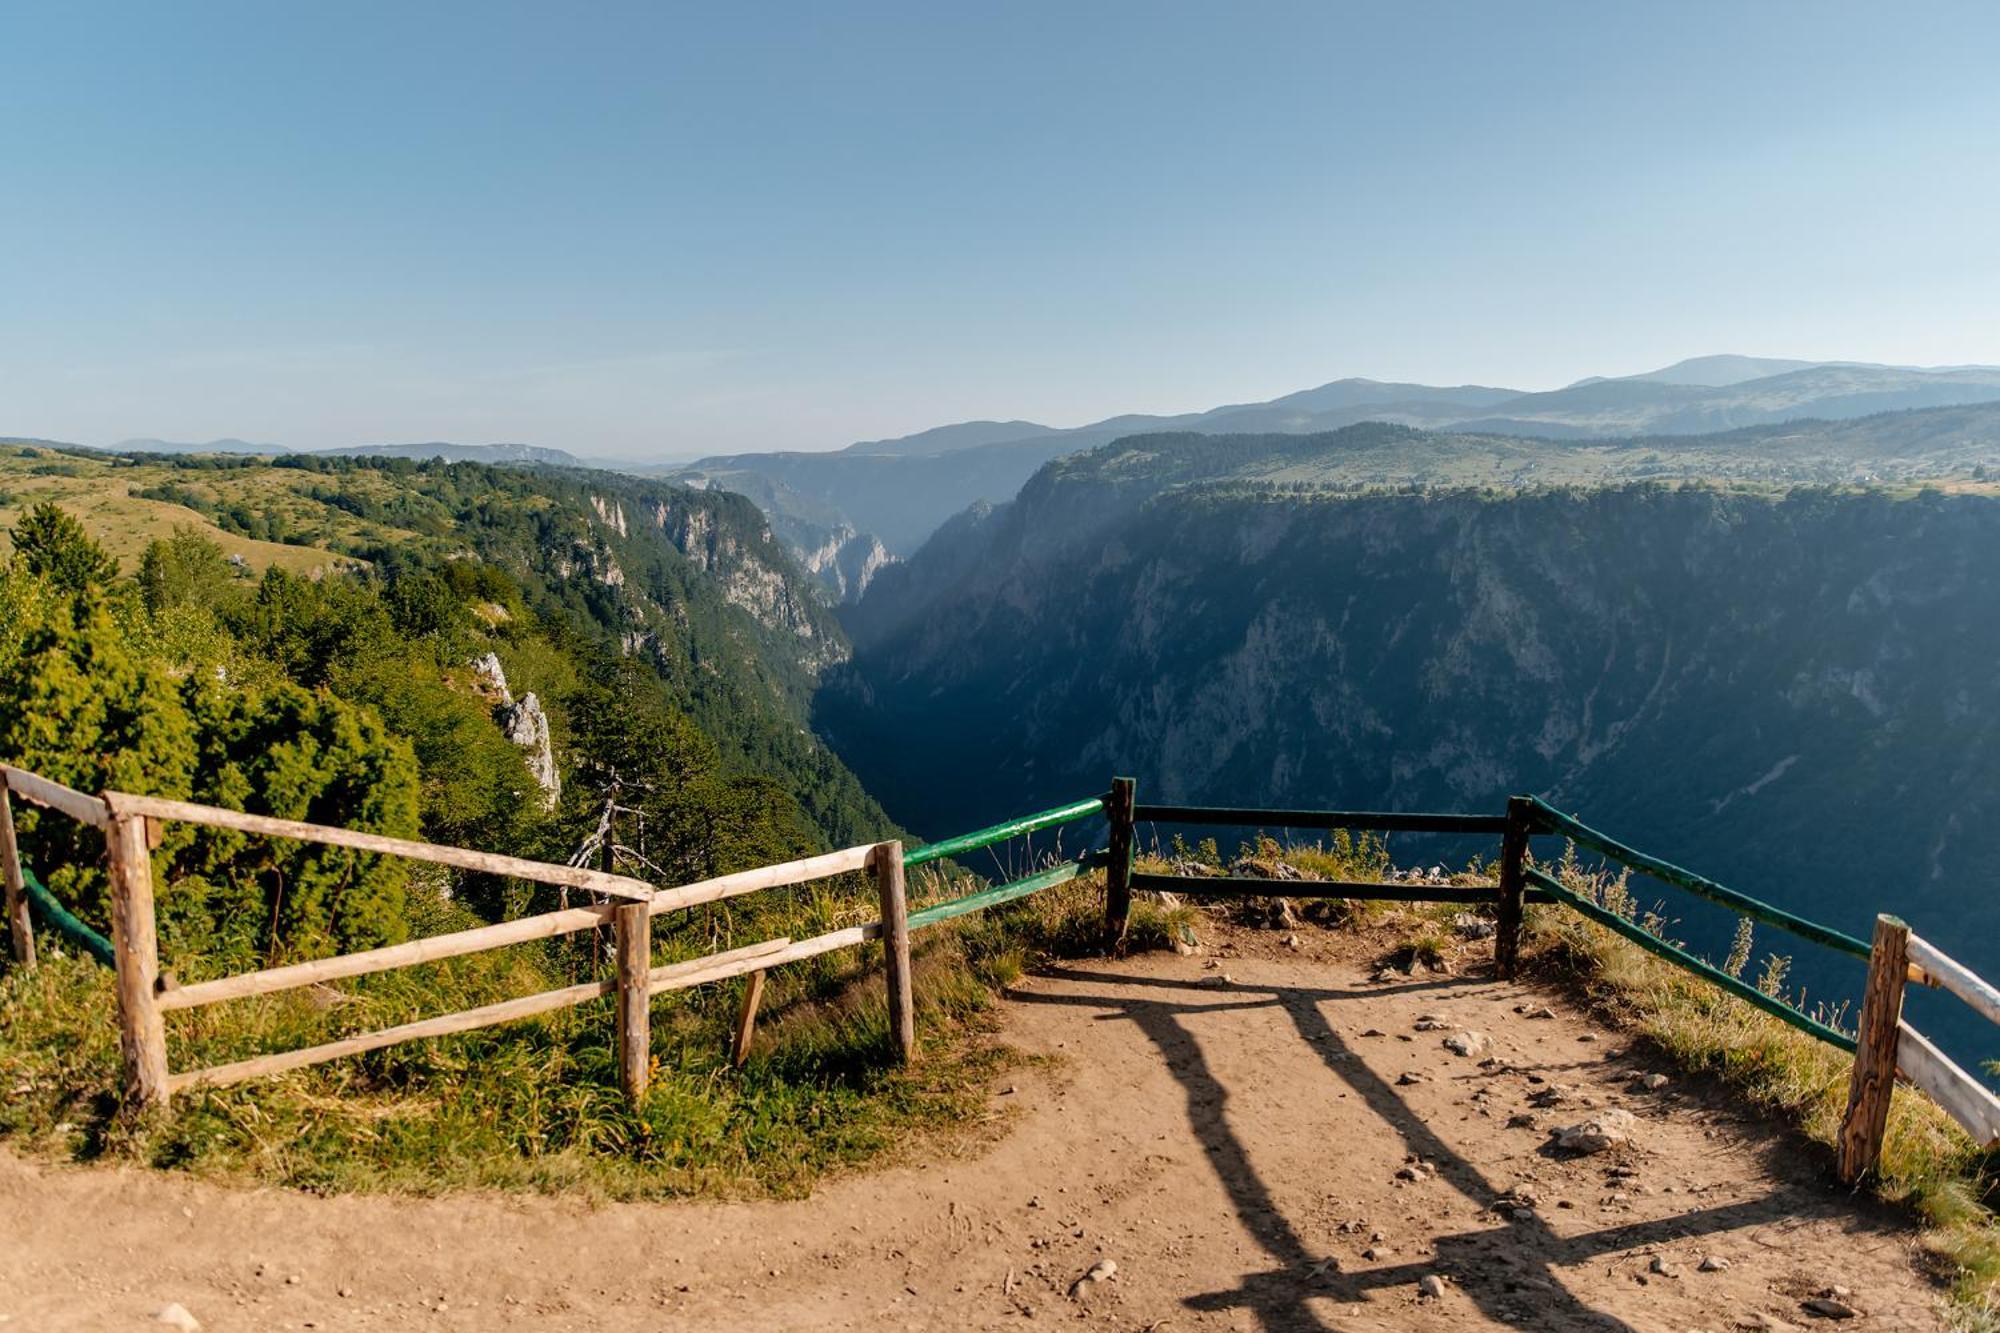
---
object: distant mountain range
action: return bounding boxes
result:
[108,438,586,467]
[671,356,2000,574]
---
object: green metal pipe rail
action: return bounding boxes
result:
[904,794,1107,868]
[21,863,115,968]
[1134,804,1508,835]
[1525,797,1871,960]
[909,851,1108,930]
[1524,866,1857,1052]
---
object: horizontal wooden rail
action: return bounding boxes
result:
[645,844,875,915]
[1133,804,1508,835]
[647,936,795,995]
[1896,1021,2000,1148]
[159,844,880,1013]
[1907,934,2000,1028]
[0,766,110,829]
[1526,866,1857,1052]
[1526,797,1871,960]
[904,796,1106,868]
[102,791,655,901]
[158,902,622,1011]
[1130,872,1553,904]
[170,938,794,1092]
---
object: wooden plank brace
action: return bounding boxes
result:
[732,969,767,1068]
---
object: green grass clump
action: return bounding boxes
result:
[0,865,1132,1202]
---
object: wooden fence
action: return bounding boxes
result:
[0,764,1113,1112]
[3,763,1996,1183]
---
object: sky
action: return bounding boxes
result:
[5,1,2000,459]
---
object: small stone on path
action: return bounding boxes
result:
[1443,1031,1489,1057]
[1068,1259,1116,1300]
[1417,1274,1446,1299]
[1801,1295,1859,1319]
[152,1306,200,1332]
[1553,1108,1638,1154]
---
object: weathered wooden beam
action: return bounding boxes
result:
[613,901,651,1101]
[105,812,169,1112]
[1102,777,1136,952]
[0,785,35,969]
[0,765,110,830]
[1494,797,1532,978]
[100,791,655,901]
[874,841,915,1064]
[1839,914,1910,1182]
[171,938,797,1093]
[158,902,620,1011]
[732,970,767,1068]
[1906,934,2000,1029]
[1896,1020,2000,1148]
[171,976,614,1092]
[644,845,874,917]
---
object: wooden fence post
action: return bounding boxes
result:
[0,783,35,969]
[874,840,915,1064]
[1102,777,1136,952]
[613,900,651,1102]
[1838,913,1910,1183]
[1494,796,1532,979]
[732,969,767,1068]
[104,810,169,1112]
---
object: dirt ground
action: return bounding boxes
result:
[0,922,1948,1332]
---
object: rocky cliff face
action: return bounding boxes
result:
[821,481,2000,1067]
[644,496,845,667]
[791,523,895,603]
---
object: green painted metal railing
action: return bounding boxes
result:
[21,863,115,968]
[1525,866,1856,1052]
[1526,797,1870,960]
[908,851,1109,930]
[903,795,1107,868]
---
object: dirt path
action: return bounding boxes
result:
[0,925,1946,1331]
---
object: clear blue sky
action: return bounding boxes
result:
[5,1,1998,457]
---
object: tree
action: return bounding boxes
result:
[138,526,235,614]
[0,596,423,972]
[9,502,117,593]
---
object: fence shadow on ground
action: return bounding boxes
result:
[1014,964,1842,1333]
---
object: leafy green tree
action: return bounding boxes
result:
[0,597,422,971]
[9,502,117,593]
[0,597,198,926]
[174,679,421,964]
[138,526,235,614]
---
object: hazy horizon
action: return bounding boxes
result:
[7,2,2000,457]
